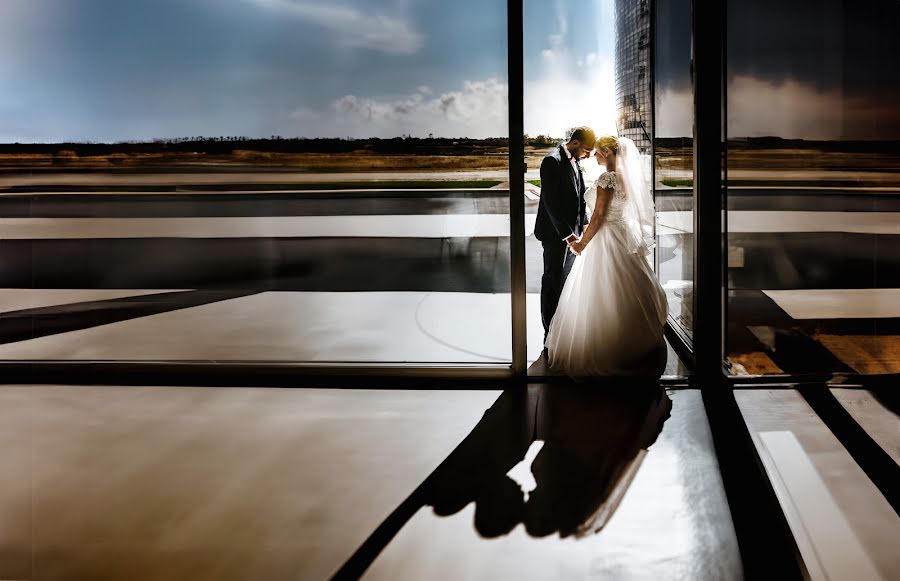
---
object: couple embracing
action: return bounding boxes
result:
[534,127,668,377]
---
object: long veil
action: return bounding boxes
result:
[617,137,656,256]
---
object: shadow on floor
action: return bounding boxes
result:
[870,388,900,417]
[0,290,261,344]
[527,339,671,379]
[332,381,672,580]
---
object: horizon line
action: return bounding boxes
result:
[3,135,900,146]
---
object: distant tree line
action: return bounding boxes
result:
[1,135,896,155]
[0,136,511,156]
[524,134,562,147]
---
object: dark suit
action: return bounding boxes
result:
[534,145,588,338]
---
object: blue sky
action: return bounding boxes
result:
[3,0,898,142]
[0,0,616,142]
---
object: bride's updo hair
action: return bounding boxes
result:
[595,135,619,154]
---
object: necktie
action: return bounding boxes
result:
[574,161,582,232]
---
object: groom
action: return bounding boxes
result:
[534,126,596,341]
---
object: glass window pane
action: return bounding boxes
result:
[522,1,686,378]
[0,0,512,366]
[725,0,900,376]
[523,1,618,367]
[654,0,694,345]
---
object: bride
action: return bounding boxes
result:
[545,135,668,377]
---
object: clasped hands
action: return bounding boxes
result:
[565,234,587,256]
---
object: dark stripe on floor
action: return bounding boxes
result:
[798,387,900,515]
[0,290,259,344]
[7,189,899,217]
[869,388,900,416]
[728,233,900,290]
[704,388,805,580]
[656,189,900,212]
[746,328,856,375]
[728,291,900,375]
[0,237,538,292]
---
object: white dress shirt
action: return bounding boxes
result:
[562,146,580,241]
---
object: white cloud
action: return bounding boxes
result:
[288,0,619,140]
[728,75,847,139]
[523,5,617,139]
[524,58,616,139]
[323,78,508,138]
[246,0,422,55]
[291,57,620,140]
[288,105,319,122]
[655,86,692,138]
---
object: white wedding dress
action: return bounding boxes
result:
[545,164,668,377]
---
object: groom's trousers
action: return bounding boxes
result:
[540,240,577,339]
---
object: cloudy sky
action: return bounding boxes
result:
[656,0,900,140]
[0,0,615,143]
[2,0,897,143]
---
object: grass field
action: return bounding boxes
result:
[0,150,510,172]
[2,144,896,188]
[661,178,693,187]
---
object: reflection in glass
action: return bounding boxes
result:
[0,0,513,365]
[653,0,694,344]
[616,0,653,155]
[724,0,900,375]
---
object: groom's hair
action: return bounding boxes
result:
[568,127,596,149]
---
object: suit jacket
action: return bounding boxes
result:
[534,145,588,243]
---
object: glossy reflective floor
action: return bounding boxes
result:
[735,389,900,579]
[361,387,740,581]
[0,385,739,581]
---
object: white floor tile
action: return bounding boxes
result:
[0,292,545,363]
[762,289,900,319]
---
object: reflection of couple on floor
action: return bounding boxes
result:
[534,127,668,378]
[423,384,672,538]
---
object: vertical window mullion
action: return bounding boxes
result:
[507,0,527,377]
